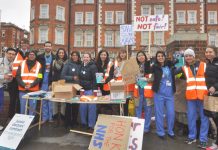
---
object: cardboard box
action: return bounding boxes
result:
[109,80,126,100]
[52,80,82,99]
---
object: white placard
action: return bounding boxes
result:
[134,15,169,31]
[0,114,34,150]
[120,25,135,45]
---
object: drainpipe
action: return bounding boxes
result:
[67,0,72,58]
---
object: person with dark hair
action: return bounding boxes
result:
[204,47,218,150]
[50,48,68,122]
[79,52,98,130]
[146,51,176,139]
[16,51,43,115]
[0,48,16,130]
[133,51,152,133]
[96,50,114,114]
[37,41,56,123]
[61,51,81,128]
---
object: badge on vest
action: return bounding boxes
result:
[166,80,172,87]
[72,68,75,72]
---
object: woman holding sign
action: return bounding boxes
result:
[133,51,152,133]
[96,50,114,114]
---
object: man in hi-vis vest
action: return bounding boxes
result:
[16,51,43,115]
[177,48,209,149]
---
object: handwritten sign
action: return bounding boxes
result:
[89,115,132,150]
[0,114,34,150]
[134,15,169,31]
[120,25,135,45]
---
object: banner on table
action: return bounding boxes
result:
[120,25,135,45]
[134,15,169,31]
[0,114,34,150]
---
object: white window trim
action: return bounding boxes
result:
[176,11,186,24]
[154,5,164,15]
[187,0,197,2]
[208,11,217,25]
[187,10,197,24]
[86,0,94,3]
[105,0,114,3]
[141,31,149,45]
[75,0,84,3]
[38,27,48,44]
[75,12,84,25]
[55,28,65,45]
[154,32,164,45]
[56,6,65,21]
[85,12,94,24]
[208,33,216,46]
[208,0,217,3]
[74,31,83,47]
[84,31,94,47]
[116,0,124,3]
[30,28,34,45]
[105,11,114,24]
[176,0,185,3]
[141,5,151,16]
[39,4,49,19]
[30,7,35,21]
[115,11,124,24]
[105,31,114,47]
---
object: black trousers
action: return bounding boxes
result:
[213,117,218,145]
[8,79,20,119]
[65,103,79,127]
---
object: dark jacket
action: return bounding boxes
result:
[147,60,176,93]
[37,53,55,86]
[205,57,218,97]
[49,59,66,84]
[16,60,43,92]
[61,59,81,84]
[79,61,98,90]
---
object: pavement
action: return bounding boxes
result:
[0,121,212,150]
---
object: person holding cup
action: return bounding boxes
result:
[61,51,81,128]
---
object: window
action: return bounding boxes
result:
[56,6,65,21]
[40,4,49,19]
[116,0,124,2]
[1,30,5,37]
[208,11,217,24]
[74,31,83,47]
[105,11,114,24]
[141,31,149,45]
[38,27,48,43]
[154,5,164,15]
[177,11,186,24]
[208,33,216,46]
[141,5,151,16]
[75,12,83,24]
[116,11,124,24]
[85,31,94,47]
[105,0,113,3]
[85,12,94,24]
[187,11,197,24]
[55,28,64,45]
[154,32,164,45]
[30,28,34,44]
[176,0,185,2]
[86,0,94,3]
[115,31,122,47]
[187,0,196,2]
[105,31,114,47]
[30,7,35,21]
[75,0,83,3]
[208,0,216,3]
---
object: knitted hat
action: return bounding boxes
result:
[184,48,195,57]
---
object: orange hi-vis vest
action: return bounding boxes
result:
[12,52,27,77]
[182,62,208,100]
[144,74,154,98]
[103,61,113,91]
[18,60,41,92]
[133,74,154,98]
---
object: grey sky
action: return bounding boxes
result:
[0,0,30,31]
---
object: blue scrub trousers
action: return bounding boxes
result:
[80,90,97,128]
[0,87,4,111]
[19,91,37,115]
[154,92,175,136]
[135,87,152,132]
[187,100,209,142]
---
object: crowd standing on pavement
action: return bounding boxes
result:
[0,39,218,150]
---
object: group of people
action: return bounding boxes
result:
[0,39,218,150]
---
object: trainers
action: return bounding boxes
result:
[198,141,207,149]
[206,143,218,150]
[184,138,197,144]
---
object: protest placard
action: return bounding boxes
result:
[121,58,139,85]
[0,114,34,150]
[134,15,168,31]
[89,115,132,150]
[120,25,135,45]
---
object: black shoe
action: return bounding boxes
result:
[184,138,197,144]
[158,135,166,140]
[197,141,207,149]
[167,134,176,139]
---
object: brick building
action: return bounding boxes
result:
[0,22,29,56]
[30,0,218,57]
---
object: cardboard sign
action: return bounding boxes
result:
[0,114,34,150]
[134,15,169,31]
[89,115,132,150]
[121,58,140,84]
[120,25,135,45]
